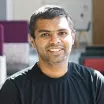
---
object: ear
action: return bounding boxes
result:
[72,33,76,45]
[29,35,36,48]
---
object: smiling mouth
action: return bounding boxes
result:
[47,48,64,54]
[48,49,61,52]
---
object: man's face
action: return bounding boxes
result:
[30,17,75,64]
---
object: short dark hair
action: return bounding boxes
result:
[29,5,75,39]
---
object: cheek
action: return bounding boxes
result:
[35,40,47,51]
[64,35,73,46]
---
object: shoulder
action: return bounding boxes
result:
[8,65,34,80]
[0,65,35,102]
[1,65,35,90]
[69,61,94,74]
[69,62,104,103]
[69,62,104,93]
[69,62,104,82]
[0,65,37,103]
[7,65,34,83]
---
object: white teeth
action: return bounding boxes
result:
[49,49,60,52]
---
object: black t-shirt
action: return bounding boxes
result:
[0,62,104,104]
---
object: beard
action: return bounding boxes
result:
[37,44,71,64]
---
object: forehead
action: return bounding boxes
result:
[35,17,70,31]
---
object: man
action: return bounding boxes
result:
[0,5,104,104]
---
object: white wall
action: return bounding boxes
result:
[12,0,92,43]
[12,0,43,20]
[6,0,13,20]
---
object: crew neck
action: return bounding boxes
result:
[31,62,71,84]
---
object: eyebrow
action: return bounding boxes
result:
[38,29,67,33]
[38,30,50,33]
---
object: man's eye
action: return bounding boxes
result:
[41,33,50,37]
[58,32,68,36]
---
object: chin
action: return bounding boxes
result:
[48,57,68,64]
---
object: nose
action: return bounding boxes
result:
[49,34,61,45]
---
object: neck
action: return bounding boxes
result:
[38,60,68,78]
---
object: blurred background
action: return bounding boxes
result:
[0,0,104,87]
